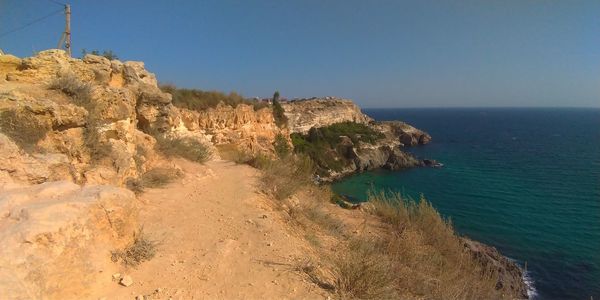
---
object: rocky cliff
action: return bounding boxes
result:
[179,103,287,155]
[282,98,372,134]
[284,98,432,180]
[0,50,288,188]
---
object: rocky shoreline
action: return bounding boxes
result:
[282,99,530,298]
[282,99,433,181]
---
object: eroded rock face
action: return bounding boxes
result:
[284,99,431,181]
[463,239,530,299]
[0,50,177,186]
[178,103,289,155]
[282,98,372,134]
[0,181,138,299]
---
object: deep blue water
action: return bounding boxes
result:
[332,108,600,299]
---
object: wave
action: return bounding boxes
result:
[523,269,538,299]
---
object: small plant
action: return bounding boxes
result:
[331,238,397,300]
[111,228,159,267]
[126,167,182,194]
[49,72,92,108]
[143,167,182,187]
[303,205,344,236]
[272,133,291,158]
[125,178,145,195]
[272,97,288,128]
[155,136,212,163]
[0,110,49,152]
[81,49,119,60]
[160,84,266,111]
[260,154,314,200]
[305,233,322,247]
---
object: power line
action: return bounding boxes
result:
[0,8,63,39]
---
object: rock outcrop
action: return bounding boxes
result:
[282,98,372,134]
[283,98,431,180]
[0,50,291,187]
[0,181,137,299]
[0,50,174,186]
[463,239,530,299]
[178,103,287,155]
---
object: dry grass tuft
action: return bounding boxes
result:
[0,110,49,152]
[302,204,345,236]
[49,72,92,108]
[259,154,314,200]
[126,167,182,194]
[141,167,182,187]
[155,136,212,163]
[363,191,502,299]
[331,238,397,299]
[111,228,159,267]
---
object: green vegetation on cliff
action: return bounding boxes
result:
[160,84,268,111]
[291,121,384,172]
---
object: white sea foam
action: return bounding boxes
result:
[523,270,538,299]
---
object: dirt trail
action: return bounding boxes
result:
[90,160,328,299]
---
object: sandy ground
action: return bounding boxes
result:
[89,159,329,299]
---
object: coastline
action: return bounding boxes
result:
[321,108,531,299]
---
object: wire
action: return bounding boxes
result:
[0,8,63,38]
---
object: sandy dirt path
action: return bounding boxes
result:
[90,160,328,299]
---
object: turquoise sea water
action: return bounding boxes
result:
[332,108,600,299]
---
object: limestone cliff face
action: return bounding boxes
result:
[282,98,372,134]
[0,50,181,187]
[179,103,288,155]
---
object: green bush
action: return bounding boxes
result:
[290,122,384,173]
[160,84,267,111]
[273,133,291,158]
[272,99,288,128]
[81,49,119,60]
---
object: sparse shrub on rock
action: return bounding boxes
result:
[155,136,212,163]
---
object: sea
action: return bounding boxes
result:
[332,108,600,299]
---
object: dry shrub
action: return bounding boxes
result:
[111,228,159,267]
[49,72,92,108]
[141,167,182,187]
[156,136,212,163]
[365,191,502,299]
[259,154,314,200]
[304,233,322,247]
[216,144,279,168]
[126,167,182,194]
[303,204,345,236]
[0,110,49,152]
[216,144,255,164]
[331,238,397,299]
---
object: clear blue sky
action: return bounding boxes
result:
[1,0,599,108]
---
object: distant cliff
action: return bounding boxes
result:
[281,98,372,133]
[283,98,431,180]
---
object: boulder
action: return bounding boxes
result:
[0,181,138,299]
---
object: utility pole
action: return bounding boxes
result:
[57,4,71,56]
